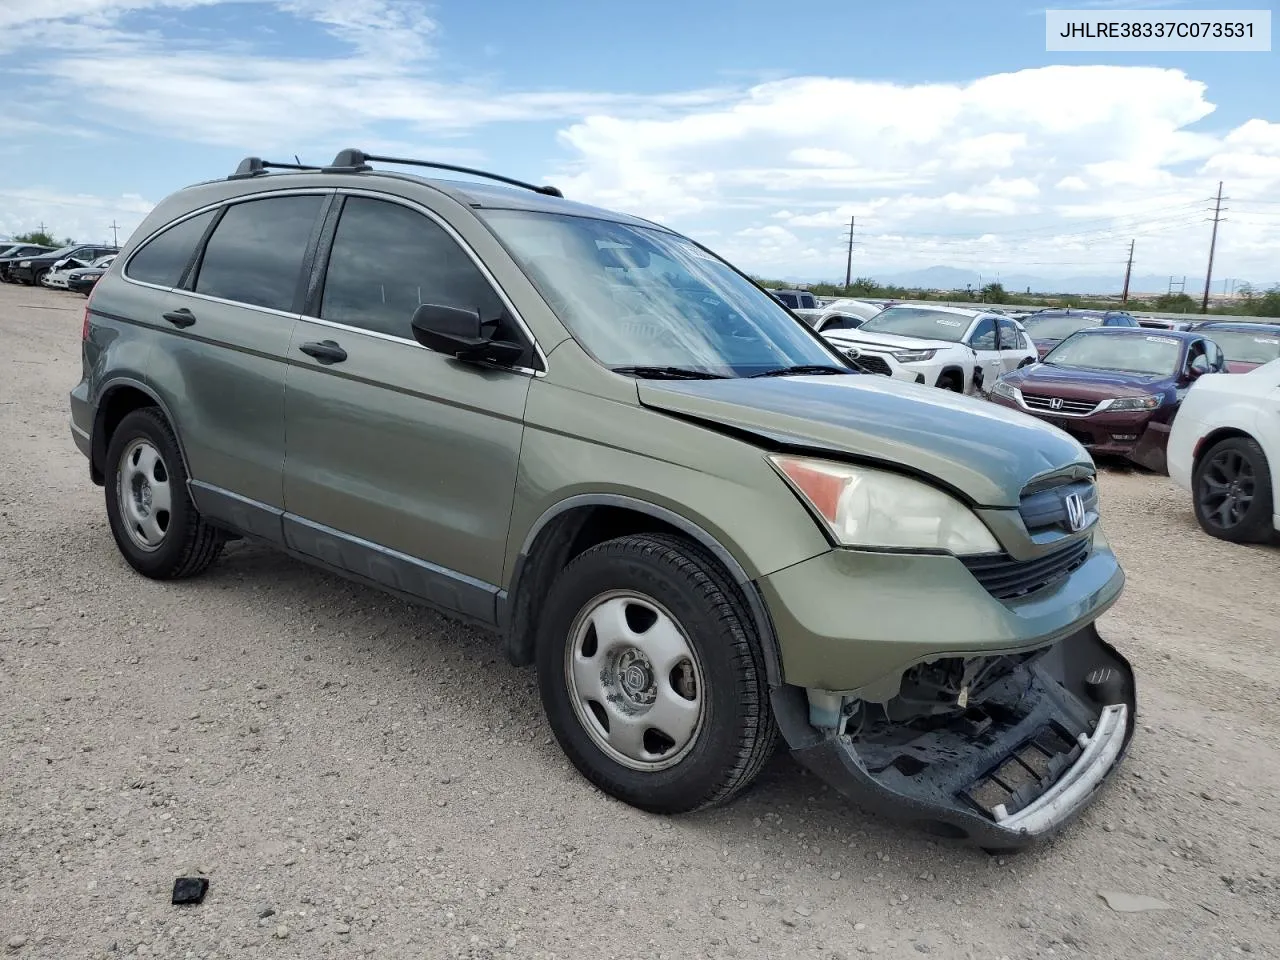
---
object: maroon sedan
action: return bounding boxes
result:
[987,328,1228,473]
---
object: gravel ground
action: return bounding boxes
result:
[2,282,1279,960]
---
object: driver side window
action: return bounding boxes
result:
[969,317,997,350]
[1188,342,1210,374]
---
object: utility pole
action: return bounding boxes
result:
[843,215,855,290]
[1121,239,1135,303]
[1201,180,1225,314]
[109,221,120,246]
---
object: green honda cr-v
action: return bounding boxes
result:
[69,149,1135,848]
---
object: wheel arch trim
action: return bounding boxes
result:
[91,378,193,481]
[503,493,784,689]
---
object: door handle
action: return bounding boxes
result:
[299,340,347,365]
[162,308,196,329]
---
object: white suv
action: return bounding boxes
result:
[820,304,1038,394]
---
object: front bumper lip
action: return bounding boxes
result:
[784,621,1136,850]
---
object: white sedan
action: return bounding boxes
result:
[1167,358,1280,543]
[820,303,1038,394]
[40,257,92,289]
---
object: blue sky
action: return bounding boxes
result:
[1,0,1277,290]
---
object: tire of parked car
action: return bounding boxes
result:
[1192,436,1275,544]
[536,533,778,814]
[104,408,226,579]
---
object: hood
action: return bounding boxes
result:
[829,330,962,352]
[1225,359,1262,374]
[1006,363,1174,399]
[636,375,1090,508]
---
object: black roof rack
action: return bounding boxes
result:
[323,148,564,198]
[228,156,321,180]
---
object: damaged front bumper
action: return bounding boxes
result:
[782,623,1135,850]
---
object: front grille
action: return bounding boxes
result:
[962,538,1091,601]
[1020,393,1097,416]
[1018,478,1097,534]
[847,351,892,376]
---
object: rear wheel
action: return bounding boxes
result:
[536,533,777,814]
[1193,436,1274,543]
[104,408,225,578]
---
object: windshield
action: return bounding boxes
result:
[34,244,77,260]
[1202,329,1280,364]
[1043,333,1182,376]
[1023,316,1101,339]
[477,210,844,376]
[857,307,970,342]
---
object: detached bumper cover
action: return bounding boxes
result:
[784,622,1135,849]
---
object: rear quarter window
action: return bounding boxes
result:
[125,210,217,288]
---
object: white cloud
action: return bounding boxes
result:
[4,3,1278,282]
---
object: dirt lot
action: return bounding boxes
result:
[2,281,1279,960]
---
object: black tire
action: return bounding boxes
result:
[536,533,778,814]
[28,269,46,287]
[937,373,962,392]
[104,408,225,579]
[1192,436,1274,543]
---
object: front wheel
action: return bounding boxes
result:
[1192,436,1275,543]
[536,534,778,814]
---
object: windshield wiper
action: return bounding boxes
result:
[610,365,729,380]
[749,364,853,378]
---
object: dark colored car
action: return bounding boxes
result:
[769,288,817,309]
[1136,317,1195,332]
[67,263,113,295]
[1193,322,1280,373]
[988,328,1228,473]
[1021,310,1140,359]
[0,243,55,282]
[3,243,118,286]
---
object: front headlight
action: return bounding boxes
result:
[990,378,1018,401]
[891,348,937,363]
[1103,394,1162,411]
[19,260,31,267]
[769,455,1001,554]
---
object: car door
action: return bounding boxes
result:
[137,192,328,536]
[281,192,534,621]
[996,317,1029,373]
[966,316,1002,391]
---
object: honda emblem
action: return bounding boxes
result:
[1064,492,1087,532]
[1049,397,1065,411]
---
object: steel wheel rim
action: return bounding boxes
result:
[1198,449,1256,530]
[564,590,706,772]
[117,438,173,552]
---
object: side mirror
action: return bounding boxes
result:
[409,303,524,366]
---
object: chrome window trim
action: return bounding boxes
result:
[321,188,547,376]
[292,313,541,379]
[120,187,333,293]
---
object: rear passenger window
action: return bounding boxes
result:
[126,211,215,288]
[195,195,323,312]
[320,197,503,339]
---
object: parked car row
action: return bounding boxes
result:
[0,242,119,287]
